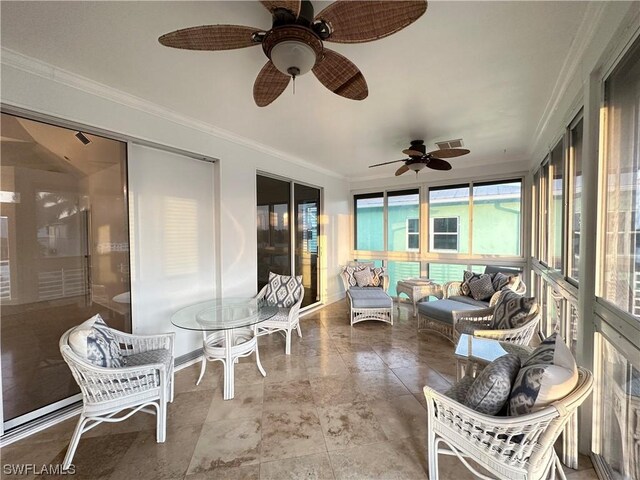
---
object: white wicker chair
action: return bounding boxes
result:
[255,282,304,355]
[423,367,593,480]
[59,328,175,470]
[339,265,393,326]
[452,304,541,345]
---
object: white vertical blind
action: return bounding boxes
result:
[128,144,215,357]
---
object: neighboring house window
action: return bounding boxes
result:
[406,218,419,251]
[430,217,459,252]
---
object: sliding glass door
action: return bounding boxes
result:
[0,112,130,431]
[257,174,321,308]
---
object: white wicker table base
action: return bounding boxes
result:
[396,280,443,317]
[196,327,266,400]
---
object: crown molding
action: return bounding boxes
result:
[0,47,346,180]
[527,2,607,159]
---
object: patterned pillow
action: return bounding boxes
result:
[509,334,578,415]
[506,274,521,292]
[460,270,481,296]
[68,314,125,368]
[464,354,521,415]
[265,272,303,307]
[370,267,385,288]
[342,265,368,288]
[491,290,536,329]
[468,274,495,301]
[354,268,374,287]
[492,272,511,291]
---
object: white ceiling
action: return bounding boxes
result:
[1,1,590,180]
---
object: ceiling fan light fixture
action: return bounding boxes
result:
[270,40,317,77]
[407,163,426,173]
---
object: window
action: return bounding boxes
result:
[388,189,419,252]
[429,185,469,254]
[568,115,583,281]
[386,261,420,296]
[406,218,419,251]
[549,140,565,271]
[430,217,459,252]
[600,37,640,318]
[472,180,522,256]
[354,193,384,251]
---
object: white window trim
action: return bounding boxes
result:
[430,216,460,253]
[406,218,419,252]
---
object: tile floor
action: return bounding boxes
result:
[1,300,597,479]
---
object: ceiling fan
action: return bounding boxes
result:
[158,0,427,107]
[369,140,470,176]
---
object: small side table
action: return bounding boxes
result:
[396,278,443,317]
[453,333,509,380]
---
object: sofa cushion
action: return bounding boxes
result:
[509,333,578,415]
[468,274,495,301]
[265,272,303,307]
[464,354,521,415]
[418,299,483,326]
[349,288,392,309]
[447,295,490,308]
[354,268,374,287]
[491,290,536,329]
[460,270,481,296]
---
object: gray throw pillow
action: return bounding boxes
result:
[491,290,536,329]
[468,274,495,301]
[464,354,521,415]
[460,270,481,296]
[354,268,374,287]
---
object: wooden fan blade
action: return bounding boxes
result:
[158,25,261,51]
[312,49,368,100]
[402,149,424,157]
[260,1,301,17]
[253,61,290,107]
[427,148,470,159]
[315,1,427,44]
[395,165,410,176]
[369,159,407,168]
[427,158,452,171]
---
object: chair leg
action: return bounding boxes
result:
[63,415,88,470]
[196,355,207,386]
[554,454,567,480]
[427,427,439,480]
[156,399,167,443]
[255,343,267,377]
[296,323,302,338]
[285,329,292,355]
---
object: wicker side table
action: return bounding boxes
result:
[396,278,443,317]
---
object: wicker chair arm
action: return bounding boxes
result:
[442,281,463,298]
[474,311,540,345]
[110,330,175,357]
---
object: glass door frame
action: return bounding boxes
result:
[257,171,324,310]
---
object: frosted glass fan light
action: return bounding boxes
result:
[270,40,317,76]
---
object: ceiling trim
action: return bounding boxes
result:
[0,47,346,180]
[528,2,607,158]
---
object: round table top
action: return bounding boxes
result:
[171,298,278,331]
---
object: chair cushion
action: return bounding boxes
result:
[342,265,368,288]
[447,295,490,308]
[418,299,483,326]
[454,319,493,335]
[68,314,124,368]
[464,354,521,415]
[265,272,303,307]
[260,307,291,326]
[126,348,173,371]
[354,268,374,287]
[444,375,475,403]
[509,333,578,415]
[349,288,392,309]
[468,274,495,301]
[491,290,536,329]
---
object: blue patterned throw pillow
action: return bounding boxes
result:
[491,290,536,329]
[69,314,124,368]
[265,272,303,307]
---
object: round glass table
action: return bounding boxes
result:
[171,298,278,399]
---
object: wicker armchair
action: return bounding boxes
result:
[452,304,541,345]
[423,367,593,480]
[59,328,175,470]
[255,282,304,355]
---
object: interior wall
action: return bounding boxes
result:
[0,54,351,338]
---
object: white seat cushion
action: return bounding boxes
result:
[126,348,173,371]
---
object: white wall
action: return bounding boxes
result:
[1,53,351,354]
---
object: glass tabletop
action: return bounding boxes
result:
[171,298,278,331]
[454,333,508,363]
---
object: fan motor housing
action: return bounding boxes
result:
[261,25,324,68]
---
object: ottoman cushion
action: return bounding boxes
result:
[349,289,392,309]
[418,299,483,325]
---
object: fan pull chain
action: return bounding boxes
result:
[292,75,296,95]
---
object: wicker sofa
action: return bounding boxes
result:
[418,266,526,342]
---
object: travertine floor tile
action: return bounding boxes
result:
[317,400,387,451]
[260,452,335,480]
[260,407,326,462]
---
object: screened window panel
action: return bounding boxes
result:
[549,141,565,271]
[429,186,469,254]
[472,180,522,255]
[387,189,419,252]
[355,193,384,251]
[569,117,583,281]
[387,261,420,296]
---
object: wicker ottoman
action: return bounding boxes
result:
[347,287,393,326]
